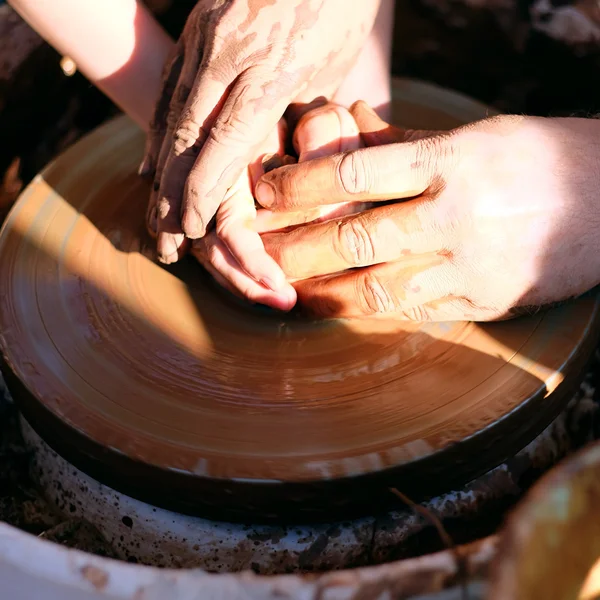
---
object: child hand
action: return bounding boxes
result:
[190,102,372,309]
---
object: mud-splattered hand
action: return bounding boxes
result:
[256,106,600,320]
[140,0,379,280]
[190,101,371,309]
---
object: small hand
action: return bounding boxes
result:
[255,107,600,320]
[190,102,371,309]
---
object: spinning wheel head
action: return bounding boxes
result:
[0,79,598,522]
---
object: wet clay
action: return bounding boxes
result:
[0,79,599,522]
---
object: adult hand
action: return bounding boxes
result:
[190,101,372,309]
[140,0,379,275]
[255,104,600,320]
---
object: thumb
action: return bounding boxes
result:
[255,134,455,212]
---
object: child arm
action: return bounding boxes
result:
[8,0,174,129]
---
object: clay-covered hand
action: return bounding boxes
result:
[190,101,371,309]
[140,0,379,272]
[255,105,600,320]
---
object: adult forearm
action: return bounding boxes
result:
[8,0,173,129]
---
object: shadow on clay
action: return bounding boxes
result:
[6,152,591,531]
[0,0,596,534]
[0,2,597,577]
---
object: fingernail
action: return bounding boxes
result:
[350,101,387,129]
[157,233,180,264]
[350,100,374,116]
[272,287,297,311]
[181,208,208,239]
[262,153,283,173]
[255,181,276,208]
[182,224,205,239]
[138,156,152,177]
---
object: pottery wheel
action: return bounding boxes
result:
[0,79,599,523]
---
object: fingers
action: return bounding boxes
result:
[140,42,184,238]
[293,257,457,320]
[349,100,406,146]
[201,260,247,301]
[154,79,231,262]
[154,46,230,263]
[247,117,289,191]
[188,113,291,308]
[263,198,448,280]
[253,201,369,233]
[284,96,329,132]
[146,201,158,239]
[255,126,454,213]
[181,68,294,239]
[349,101,440,147]
[190,235,297,311]
[139,41,184,180]
[208,120,295,305]
[294,103,362,161]
[215,171,293,296]
[251,103,369,233]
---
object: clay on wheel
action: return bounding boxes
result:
[0,79,598,522]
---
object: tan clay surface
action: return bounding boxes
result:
[0,79,598,520]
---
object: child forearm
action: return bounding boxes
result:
[333,0,395,121]
[8,0,174,129]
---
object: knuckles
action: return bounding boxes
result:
[337,151,372,196]
[335,218,376,267]
[357,272,396,315]
[210,111,255,146]
[400,305,433,321]
[171,121,209,157]
[414,135,459,189]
